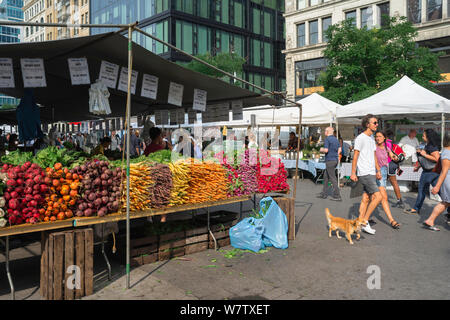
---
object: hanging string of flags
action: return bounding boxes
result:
[0,57,244,125]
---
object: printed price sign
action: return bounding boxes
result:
[21,58,47,87]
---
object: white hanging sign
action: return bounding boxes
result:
[0,58,15,88]
[216,103,230,122]
[68,58,90,85]
[192,88,207,112]
[188,109,197,124]
[98,60,119,89]
[168,82,184,107]
[20,58,47,87]
[177,109,185,125]
[232,100,243,121]
[117,67,138,94]
[141,74,158,100]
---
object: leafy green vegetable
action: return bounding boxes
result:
[1,150,34,166]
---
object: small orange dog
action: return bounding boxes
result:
[325,208,366,245]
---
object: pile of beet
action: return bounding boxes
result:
[71,160,122,217]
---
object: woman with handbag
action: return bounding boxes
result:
[422,134,450,231]
[375,131,401,229]
[404,129,441,215]
[386,130,406,208]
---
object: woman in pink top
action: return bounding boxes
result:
[375,131,401,229]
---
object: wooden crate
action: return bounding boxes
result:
[273,197,296,240]
[40,228,93,300]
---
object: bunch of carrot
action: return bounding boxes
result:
[121,162,154,212]
[185,161,228,204]
[168,160,191,206]
[43,163,80,221]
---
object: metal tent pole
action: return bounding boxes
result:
[125,25,134,290]
[336,118,341,189]
[442,113,445,150]
[293,105,303,199]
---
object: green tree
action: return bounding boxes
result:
[319,16,444,104]
[180,52,246,86]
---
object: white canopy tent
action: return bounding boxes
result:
[337,76,450,119]
[243,93,359,126]
[336,75,450,146]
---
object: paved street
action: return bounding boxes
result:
[1,178,449,300]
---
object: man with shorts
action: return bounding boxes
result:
[350,114,383,235]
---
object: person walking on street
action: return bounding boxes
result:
[375,131,401,229]
[423,134,450,231]
[350,114,383,235]
[317,127,342,201]
[404,129,441,215]
[386,130,406,208]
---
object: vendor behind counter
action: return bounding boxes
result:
[91,136,111,156]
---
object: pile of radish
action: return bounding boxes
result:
[1,162,49,225]
[72,160,122,217]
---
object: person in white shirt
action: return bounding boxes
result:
[399,129,420,149]
[350,114,383,235]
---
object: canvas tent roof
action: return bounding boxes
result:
[241,93,358,126]
[0,32,279,124]
[336,76,450,120]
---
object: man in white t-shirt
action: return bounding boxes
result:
[350,114,383,235]
[399,129,420,149]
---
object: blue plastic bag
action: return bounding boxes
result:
[254,197,289,249]
[229,217,265,253]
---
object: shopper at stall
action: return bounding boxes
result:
[144,127,164,155]
[317,127,341,201]
[399,129,420,149]
[7,134,19,152]
[386,130,406,209]
[110,131,121,152]
[423,134,450,231]
[339,137,351,162]
[287,132,298,150]
[404,129,441,215]
[135,130,145,155]
[350,114,382,235]
[374,131,401,229]
[0,129,6,156]
[91,137,111,156]
[162,130,173,151]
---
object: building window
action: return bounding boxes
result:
[310,0,319,6]
[322,16,331,42]
[309,20,318,45]
[295,58,327,97]
[297,0,306,10]
[361,7,373,29]
[427,0,442,21]
[377,2,390,27]
[407,0,421,24]
[345,10,356,26]
[297,23,305,47]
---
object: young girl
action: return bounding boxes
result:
[375,131,401,229]
[423,134,450,231]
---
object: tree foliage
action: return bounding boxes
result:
[319,16,444,104]
[180,52,246,85]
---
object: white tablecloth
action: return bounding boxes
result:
[282,159,326,177]
[338,162,422,181]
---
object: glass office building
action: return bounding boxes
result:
[90,0,285,93]
[0,0,23,108]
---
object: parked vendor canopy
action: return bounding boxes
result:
[0,32,279,124]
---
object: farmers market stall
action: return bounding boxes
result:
[0,21,296,299]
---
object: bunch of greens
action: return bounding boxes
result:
[146,149,174,164]
[1,150,34,166]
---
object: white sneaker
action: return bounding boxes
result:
[362,222,376,235]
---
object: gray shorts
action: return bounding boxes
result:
[359,175,379,195]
